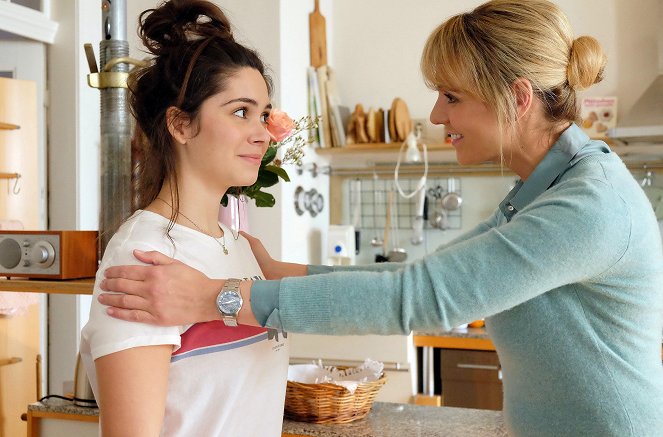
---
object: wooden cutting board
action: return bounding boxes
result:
[309,0,327,67]
[392,97,413,142]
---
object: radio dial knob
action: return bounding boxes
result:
[32,241,56,268]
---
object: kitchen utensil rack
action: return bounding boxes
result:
[345,176,462,230]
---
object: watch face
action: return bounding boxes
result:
[218,290,242,315]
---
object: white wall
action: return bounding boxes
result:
[330,0,661,127]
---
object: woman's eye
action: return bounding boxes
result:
[233,108,248,118]
[444,93,458,104]
[260,112,270,123]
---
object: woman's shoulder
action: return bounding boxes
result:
[100,210,175,268]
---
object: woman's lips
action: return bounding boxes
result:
[239,154,263,165]
[448,133,463,146]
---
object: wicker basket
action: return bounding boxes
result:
[284,368,387,424]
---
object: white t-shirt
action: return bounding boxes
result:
[80,210,289,437]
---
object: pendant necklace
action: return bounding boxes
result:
[155,198,228,255]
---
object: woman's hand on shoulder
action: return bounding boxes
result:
[99,249,221,326]
[240,231,281,279]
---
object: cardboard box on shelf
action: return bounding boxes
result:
[580,97,618,139]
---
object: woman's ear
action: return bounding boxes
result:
[512,78,534,120]
[166,106,190,145]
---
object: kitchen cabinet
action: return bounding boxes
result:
[441,349,503,411]
[415,329,502,410]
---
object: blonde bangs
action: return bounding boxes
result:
[421,15,481,98]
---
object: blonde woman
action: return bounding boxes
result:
[99,1,663,435]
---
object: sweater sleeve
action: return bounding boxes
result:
[275,178,630,335]
[251,215,501,327]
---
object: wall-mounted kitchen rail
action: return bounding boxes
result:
[331,159,663,178]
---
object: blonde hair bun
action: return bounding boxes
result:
[567,36,607,90]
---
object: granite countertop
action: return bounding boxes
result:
[29,398,99,417]
[30,399,506,437]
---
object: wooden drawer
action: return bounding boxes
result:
[441,349,503,410]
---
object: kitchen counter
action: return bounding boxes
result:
[28,399,506,437]
[282,402,506,437]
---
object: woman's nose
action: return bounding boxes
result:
[430,95,448,126]
[252,121,271,145]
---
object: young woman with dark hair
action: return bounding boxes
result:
[80,1,288,436]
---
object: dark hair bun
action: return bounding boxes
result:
[138,0,233,56]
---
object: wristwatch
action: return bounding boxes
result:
[216,278,243,327]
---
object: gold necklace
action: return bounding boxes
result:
[155,198,228,255]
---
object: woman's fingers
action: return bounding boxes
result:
[132,249,176,266]
[98,290,149,311]
[102,265,150,282]
[99,276,149,297]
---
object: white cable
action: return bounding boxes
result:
[394,133,428,199]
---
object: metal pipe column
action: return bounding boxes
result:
[98,0,131,256]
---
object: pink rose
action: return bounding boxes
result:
[266,109,295,142]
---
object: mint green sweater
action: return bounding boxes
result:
[252,124,663,436]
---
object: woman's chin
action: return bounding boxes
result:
[454,152,475,166]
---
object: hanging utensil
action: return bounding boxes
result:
[351,179,361,255]
[411,186,426,245]
[375,190,392,263]
[441,177,462,211]
[388,192,408,262]
[370,173,384,247]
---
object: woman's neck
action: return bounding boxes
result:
[147,180,228,238]
[504,117,571,181]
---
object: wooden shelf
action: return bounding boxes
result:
[0,278,94,295]
[0,122,20,130]
[0,172,20,180]
[314,141,453,154]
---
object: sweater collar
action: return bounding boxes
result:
[498,123,608,221]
